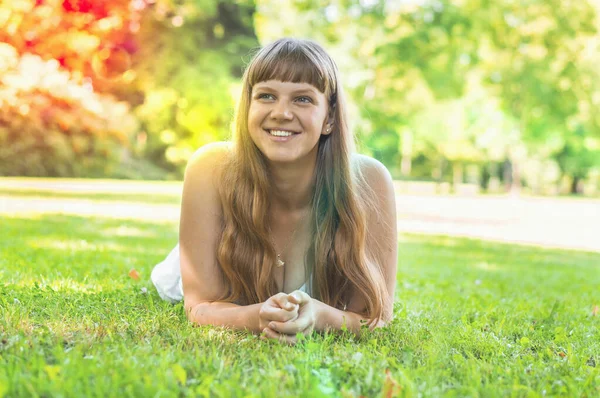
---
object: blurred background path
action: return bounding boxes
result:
[395,194,599,253]
[2,179,598,253]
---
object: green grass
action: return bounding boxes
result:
[1,187,599,397]
[0,188,181,205]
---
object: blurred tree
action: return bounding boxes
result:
[471,0,599,192]
[367,0,599,193]
[0,0,259,177]
[410,99,482,190]
[0,0,138,96]
[0,44,138,177]
[132,0,259,174]
[554,127,600,194]
[379,1,588,176]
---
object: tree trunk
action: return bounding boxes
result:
[502,159,512,193]
[433,157,444,194]
[571,176,583,195]
[452,162,463,194]
[510,159,521,196]
[400,129,413,177]
[400,154,412,177]
[480,163,490,191]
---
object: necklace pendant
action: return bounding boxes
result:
[276,257,285,267]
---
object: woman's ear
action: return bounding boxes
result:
[323,114,335,135]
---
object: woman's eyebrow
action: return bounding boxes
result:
[254,86,318,95]
[293,89,318,95]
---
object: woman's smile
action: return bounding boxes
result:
[265,128,301,142]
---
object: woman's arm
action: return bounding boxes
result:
[188,293,299,335]
[179,142,232,318]
[188,301,262,334]
[314,299,386,337]
[347,155,398,320]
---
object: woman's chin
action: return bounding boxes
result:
[263,152,298,164]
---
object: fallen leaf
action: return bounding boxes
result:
[558,352,566,358]
[592,305,599,316]
[382,369,402,398]
[128,268,140,280]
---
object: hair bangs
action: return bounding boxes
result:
[248,40,330,95]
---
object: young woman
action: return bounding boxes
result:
[151,37,398,345]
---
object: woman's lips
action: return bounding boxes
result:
[264,129,300,141]
[264,128,300,134]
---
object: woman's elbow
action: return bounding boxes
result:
[184,299,204,323]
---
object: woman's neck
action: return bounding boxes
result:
[267,157,316,213]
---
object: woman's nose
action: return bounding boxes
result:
[271,101,293,120]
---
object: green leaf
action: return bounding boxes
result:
[44,365,61,381]
[0,380,8,398]
[172,364,187,385]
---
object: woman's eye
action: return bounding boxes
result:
[297,96,312,103]
[256,93,312,103]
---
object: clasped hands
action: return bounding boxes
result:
[258,291,317,345]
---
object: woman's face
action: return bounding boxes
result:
[248,79,331,164]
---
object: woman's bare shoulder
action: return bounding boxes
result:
[184,142,233,185]
[351,153,394,190]
[186,141,233,171]
[183,141,233,206]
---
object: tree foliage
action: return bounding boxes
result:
[132,0,258,173]
[254,0,600,192]
[0,44,137,177]
[0,0,258,177]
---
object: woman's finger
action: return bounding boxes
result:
[261,327,297,345]
[261,327,283,340]
[261,326,281,339]
[261,304,298,321]
[273,294,298,311]
[287,291,306,305]
[268,318,307,335]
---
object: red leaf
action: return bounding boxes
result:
[128,268,140,280]
[382,369,402,398]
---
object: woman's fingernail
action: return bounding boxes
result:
[269,323,275,329]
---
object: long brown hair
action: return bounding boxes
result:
[216,38,391,325]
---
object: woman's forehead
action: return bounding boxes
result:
[253,80,323,94]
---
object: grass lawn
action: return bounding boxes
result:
[1,184,599,397]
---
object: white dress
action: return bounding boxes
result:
[151,243,310,303]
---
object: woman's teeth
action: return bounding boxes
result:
[269,130,295,137]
